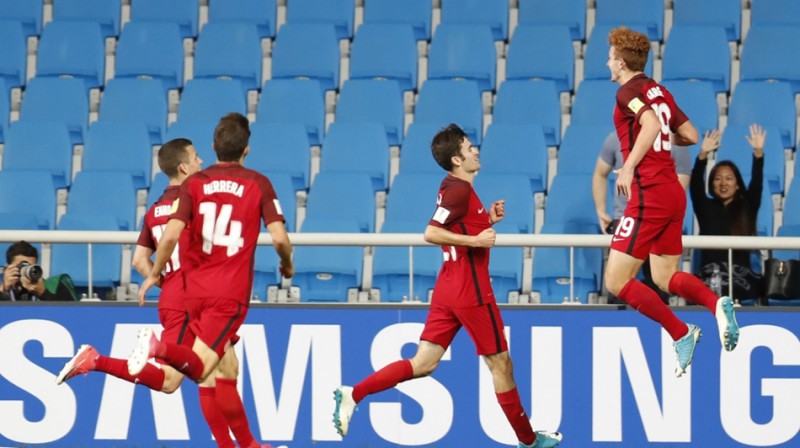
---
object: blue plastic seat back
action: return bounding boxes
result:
[662,25,730,93]
[52,213,122,288]
[306,172,376,232]
[661,80,719,135]
[4,120,73,188]
[728,81,796,149]
[321,122,390,192]
[773,225,800,260]
[209,0,277,38]
[719,124,785,195]
[336,79,405,145]
[584,24,653,80]
[258,79,325,145]
[751,0,800,27]
[385,172,443,223]
[399,123,447,174]
[545,173,597,229]
[262,171,298,233]
[100,78,167,144]
[115,21,184,92]
[287,0,354,39]
[146,173,170,211]
[570,80,619,126]
[131,0,199,38]
[0,170,56,229]
[68,170,137,230]
[164,120,217,165]
[364,0,432,41]
[54,0,121,38]
[0,20,27,89]
[414,80,483,144]
[21,77,88,144]
[248,122,310,190]
[0,0,43,36]
[178,78,247,123]
[493,80,561,146]
[673,0,741,41]
[479,124,548,193]
[595,0,664,41]
[428,24,496,92]
[350,24,417,93]
[474,173,535,233]
[441,0,508,41]
[757,184,774,236]
[373,219,441,302]
[271,23,340,92]
[37,21,105,90]
[0,78,8,142]
[194,22,262,93]
[489,221,525,303]
[558,124,616,175]
[740,25,800,95]
[83,121,152,189]
[785,177,800,227]
[532,222,602,303]
[518,0,586,41]
[506,24,574,94]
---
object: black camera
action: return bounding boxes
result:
[17,261,43,282]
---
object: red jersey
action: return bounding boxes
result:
[173,164,285,303]
[613,73,689,187]
[137,186,188,311]
[428,175,495,307]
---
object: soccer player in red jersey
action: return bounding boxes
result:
[604,27,740,378]
[130,114,294,448]
[332,124,562,448]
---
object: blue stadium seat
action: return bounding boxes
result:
[385,172,443,222]
[178,79,247,123]
[757,183,774,236]
[372,219,440,302]
[719,124,785,195]
[490,221,525,302]
[52,213,122,288]
[785,177,800,227]
[164,120,216,165]
[0,170,57,229]
[773,225,800,259]
[662,25,730,94]
[518,0,586,41]
[321,122,390,192]
[53,0,121,38]
[146,172,170,211]
[264,171,298,233]
[595,0,664,41]
[750,0,800,27]
[115,21,184,92]
[493,80,561,146]
[292,218,364,302]
[740,25,800,95]
[271,23,339,92]
[0,214,40,257]
[544,173,598,230]
[82,121,152,189]
[661,80,719,135]
[532,222,602,303]
[684,193,694,235]
[414,80,483,144]
[428,24,496,92]
[398,124,444,174]
[131,0,199,38]
[194,22,262,94]
[570,80,619,126]
[3,121,72,188]
[287,0,354,39]
[558,125,615,175]
[728,81,796,149]
[349,23,417,93]
[479,124,548,194]
[441,0,508,41]
[335,79,404,145]
[248,122,310,190]
[672,0,741,41]
[584,24,653,80]
[100,78,167,144]
[506,24,574,94]
[208,0,277,39]
[0,0,43,37]
[474,173,535,233]
[68,170,137,230]
[36,21,105,90]
[258,79,325,145]
[0,20,27,90]
[364,0,432,41]
[0,81,7,142]
[21,77,88,144]
[306,171,376,232]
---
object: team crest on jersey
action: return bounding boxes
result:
[627,97,645,114]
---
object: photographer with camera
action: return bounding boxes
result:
[0,241,74,301]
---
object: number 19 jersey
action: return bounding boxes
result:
[173,163,285,304]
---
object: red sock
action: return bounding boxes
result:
[215,378,257,448]
[353,359,414,404]
[619,279,689,341]
[199,387,236,448]
[496,388,536,446]
[152,341,205,382]
[95,355,165,391]
[669,272,717,313]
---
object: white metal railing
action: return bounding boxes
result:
[1,231,799,302]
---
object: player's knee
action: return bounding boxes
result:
[604,271,627,296]
[161,370,182,394]
[413,359,439,377]
[486,354,513,378]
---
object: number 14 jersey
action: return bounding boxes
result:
[173,163,285,303]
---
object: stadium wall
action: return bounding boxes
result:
[0,304,798,447]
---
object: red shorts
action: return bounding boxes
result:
[185,297,247,359]
[610,180,685,260]
[420,301,508,356]
[157,308,195,365]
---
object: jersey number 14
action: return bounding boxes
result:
[199,202,245,256]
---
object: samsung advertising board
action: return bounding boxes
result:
[0,304,798,447]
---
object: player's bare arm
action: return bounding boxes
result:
[132,245,155,279]
[424,224,496,248]
[616,109,661,199]
[266,220,294,278]
[488,199,505,224]
[138,218,186,304]
[672,120,699,147]
[592,157,614,233]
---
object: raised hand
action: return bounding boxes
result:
[699,129,721,160]
[745,123,766,158]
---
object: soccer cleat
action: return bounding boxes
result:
[518,431,564,448]
[716,296,740,352]
[332,386,356,437]
[56,344,99,385]
[673,324,701,378]
[127,327,157,376]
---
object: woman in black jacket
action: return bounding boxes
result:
[691,124,766,300]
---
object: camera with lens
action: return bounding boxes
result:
[17,261,43,283]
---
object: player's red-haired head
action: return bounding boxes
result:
[214,112,251,162]
[431,123,469,171]
[608,26,649,72]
